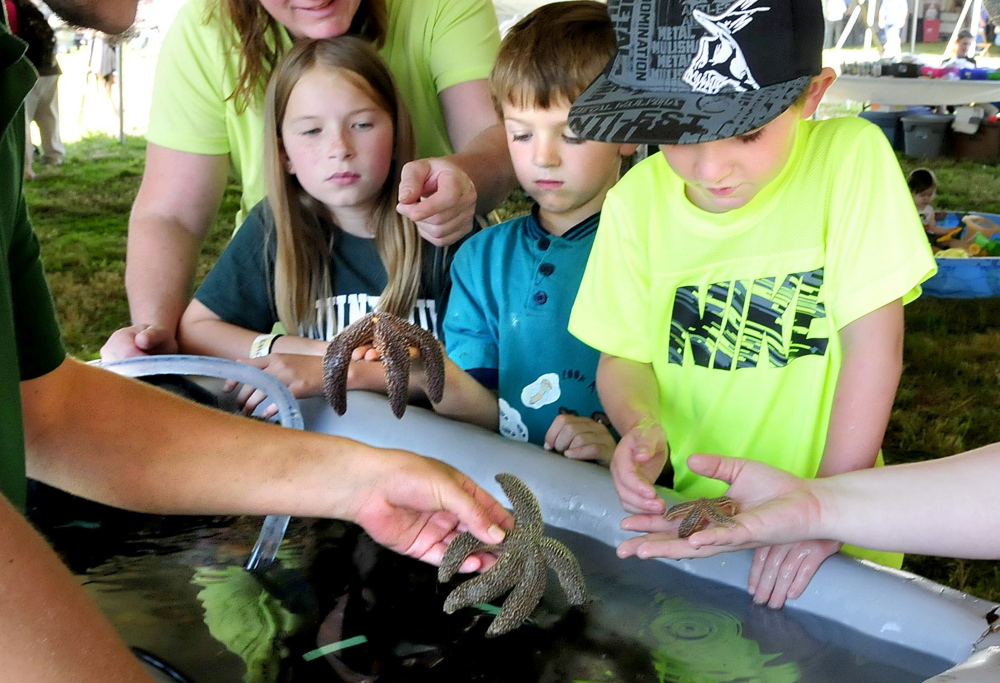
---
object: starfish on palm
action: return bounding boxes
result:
[664,496,740,538]
[322,311,444,419]
[438,473,587,637]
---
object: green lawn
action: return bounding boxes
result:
[23,133,1000,602]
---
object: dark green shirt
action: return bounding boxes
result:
[1,21,66,511]
[195,199,457,340]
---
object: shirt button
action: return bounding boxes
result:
[538,237,550,250]
[533,291,548,305]
[539,263,555,276]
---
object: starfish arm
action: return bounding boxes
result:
[495,473,543,531]
[538,537,587,605]
[322,313,376,415]
[442,547,522,614]
[663,500,697,522]
[437,531,495,583]
[676,508,706,538]
[487,544,547,637]
[377,332,415,419]
[705,496,739,526]
[409,331,445,404]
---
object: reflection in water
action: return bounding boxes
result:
[31,485,952,683]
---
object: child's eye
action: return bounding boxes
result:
[562,135,585,145]
[736,129,764,144]
[300,127,321,136]
[510,133,531,143]
[352,121,374,130]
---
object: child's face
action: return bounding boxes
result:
[956,36,974,58]
[502,100,636,235]
[281,67,394,227]
[258,0,363,39]
[658,103,802,214]
[912,187,935,211]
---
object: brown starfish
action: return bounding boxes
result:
[322,311,444,419]
[438,473,587,637]
[664,496,740,538]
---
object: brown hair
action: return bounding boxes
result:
[263,36,422,334]
[489,0,617,111]
[218,0,388,112]
[907,168,937,194]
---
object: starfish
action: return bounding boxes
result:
[437,473,587,637]
[664,496,740,538]
[322,311,444,419]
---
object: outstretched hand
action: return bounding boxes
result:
[100,323,178,361]
[609,419,668,514]
[397,157,477,246]
[344,450,513,572]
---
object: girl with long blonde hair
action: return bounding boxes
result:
[178,37,453,413]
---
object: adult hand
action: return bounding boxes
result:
[100,323,178,360]
[544,414,616,464]
[225,353,325,417]
[609,419,668,514]
[397,157,478,247]
[344,450,512,570]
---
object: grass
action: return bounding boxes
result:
[23,133,1000,603]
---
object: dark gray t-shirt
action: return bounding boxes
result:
[195,200,455,340]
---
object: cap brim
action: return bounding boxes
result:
[568,71,812,145]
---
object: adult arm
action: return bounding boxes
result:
[0,494,156,682]
[746,298,904,608]
[598,354,669,515]
[397,80,516,246]
[100,145,230,360]
[22,357,510,565]
[621,449,1000,560]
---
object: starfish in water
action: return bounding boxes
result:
[664,496,740,538]
[438,473,587,637]
[322,311,444,419]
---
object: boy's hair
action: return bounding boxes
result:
[907,168,937,194]
[490,1,617,111]
[263,37,422,334]
[568,0,824,145]
[957,29,974,40]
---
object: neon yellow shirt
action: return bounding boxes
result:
[569,117,937,567]
[147,0,500,224]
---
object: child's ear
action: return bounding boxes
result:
[280,148,294,175]
[799,67,837,119]
[618,143,640,157]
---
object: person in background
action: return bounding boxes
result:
[617,449,1000,562]
[12,0,64,179]
[178,36,457,415]
[100,0,517,362]
[2,3,511,679]
[907,167,958,249]
[943,29,978,67]
[433,1,633,463]
[567,0,935,609]
[823,0,848,48]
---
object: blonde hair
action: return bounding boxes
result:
[489,1,617,111]
[263,37,422,334]
[218,0,388,112]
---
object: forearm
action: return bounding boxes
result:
[596,354,661,436]
[22,358,373,519]
[814,444,1000,558]
[818,301,903,477]
[429,360,500,432]
[0,495,155,682]
[178,309,328,360]
[445,123,517,215]
[125,217,203,333]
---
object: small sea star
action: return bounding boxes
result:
[438,473,587,637]
[664,496,740,538]
[322,311,444,419]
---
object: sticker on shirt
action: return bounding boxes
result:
[521,373,561,409]
[499,399,529,442]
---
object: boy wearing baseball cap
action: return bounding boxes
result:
[567,0,936,608]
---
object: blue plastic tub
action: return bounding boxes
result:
[923,212,1000,298]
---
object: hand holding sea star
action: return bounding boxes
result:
[322,311,445,419]
[438,473,587,637]
[664,496,740,538]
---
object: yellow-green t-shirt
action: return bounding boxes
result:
[146,0,500,224]
[569,116,937,566]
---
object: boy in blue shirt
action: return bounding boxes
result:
[430,1,637,463]
[567,0,936,607]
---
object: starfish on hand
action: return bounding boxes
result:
[322,311,445,419]
[438,473,587,637]
[664,496,740,538]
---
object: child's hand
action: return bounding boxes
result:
[543,414,615,464]
[610,419,668,514]
[224,353,325,417]
[748,540,842,609]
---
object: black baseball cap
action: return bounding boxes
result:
[568,0,824,145]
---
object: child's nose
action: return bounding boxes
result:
[690,143,731,183]
[532,139,560,168]
[328,132,354,159]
